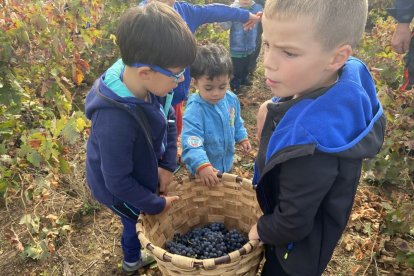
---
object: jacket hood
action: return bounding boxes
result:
[265,57,385,162]
[85,74,154,120]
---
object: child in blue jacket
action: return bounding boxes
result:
[249,0,385,275]
[85,3,196,274]
[221,0,263,92]
[182,44,252,186]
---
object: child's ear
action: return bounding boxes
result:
[192,78,198,88]
[137,67,153,80]
[327,44,353,72]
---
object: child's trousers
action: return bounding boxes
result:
[109,203,141,263]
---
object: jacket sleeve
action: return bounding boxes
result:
[233,95,248,142]
[257,153,338,245]
[95,109,166,215]
[181,102,211,174]
[158,106,178,172]
[189,3,250,28]
[388,0,414,23]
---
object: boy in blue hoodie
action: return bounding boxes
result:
[182,44,252,186]
[248,1,385,275]
[84,3,196,274]
[220,0,263,92]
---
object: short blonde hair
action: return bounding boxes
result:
[264,0,368,50]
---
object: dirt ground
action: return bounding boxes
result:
[0,65,413,276]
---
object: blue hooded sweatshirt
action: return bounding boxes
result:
[253,57,385,276]
[85,74,177,215]
[182,91,248,174]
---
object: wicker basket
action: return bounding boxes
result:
[137,173,264,275]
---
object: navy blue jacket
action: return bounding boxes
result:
[388,0,414,23]
[254,58,385,275]
[85,74,177,215]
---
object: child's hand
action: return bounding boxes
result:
[158,167,173,195]
[162,195,179,213]
[197,166,220,187]
[248,223,260,240]
[240,140,252,153]
[243,12,262,31]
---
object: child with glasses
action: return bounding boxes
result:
[84,3,196,274]
[181,44,252,186]
[248,1,385,275]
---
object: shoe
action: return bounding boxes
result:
[122,251,155,274]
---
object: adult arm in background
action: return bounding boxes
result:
[388,0,414,53]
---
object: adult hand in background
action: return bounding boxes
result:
[391,23,411,54]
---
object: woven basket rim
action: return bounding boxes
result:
[137,172,262,270]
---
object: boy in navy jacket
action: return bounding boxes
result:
[85,3,196,274]
[248,1,385,275]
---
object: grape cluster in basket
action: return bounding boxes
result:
[164,222,248,259]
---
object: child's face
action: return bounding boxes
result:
[193,74,229,105]
[239,0,253,8]
[148,66,185,97]
[262,15,338,99]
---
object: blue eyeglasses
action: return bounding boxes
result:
[132,63,185,83]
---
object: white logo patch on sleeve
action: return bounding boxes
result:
[187,136,203,147]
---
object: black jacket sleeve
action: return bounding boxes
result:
[257,153,338,245]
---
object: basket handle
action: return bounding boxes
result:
[189,171,246,184]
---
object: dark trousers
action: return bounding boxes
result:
[248,22,263,74]
[110,203,141,263]
[261,245,289,276]
[401,31,414,91]
[231,55,252,90]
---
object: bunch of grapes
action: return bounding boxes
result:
[164,222,247,259]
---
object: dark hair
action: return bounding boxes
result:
[116,2,197,68]
[190,44,232,80]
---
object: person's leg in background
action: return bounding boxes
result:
[231,57,244,93]
[401,31,414,91]
[173,101,184,139]
[248,21,263,76]
[173,101,184,168]
[241,54,253,86]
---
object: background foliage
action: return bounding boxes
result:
[0,0,413,271]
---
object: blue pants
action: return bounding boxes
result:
[109,203,141,263]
